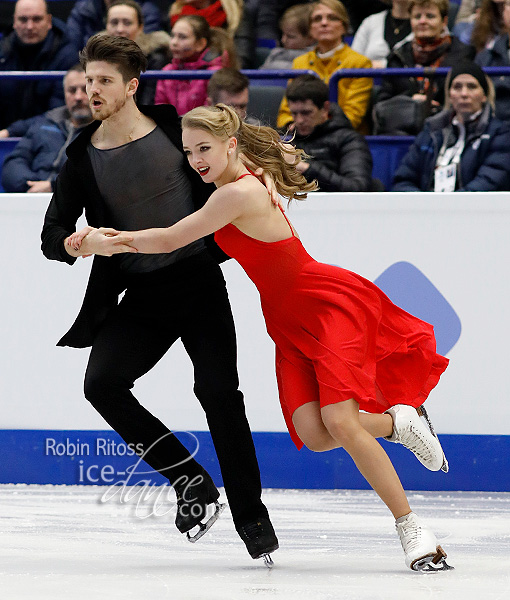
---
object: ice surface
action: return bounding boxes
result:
[1,486,509,599]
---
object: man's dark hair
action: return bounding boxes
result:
[79,33,148,82]
[207,68,249,101]
[286,75,329,109]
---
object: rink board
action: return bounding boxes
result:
[1,192,509,490]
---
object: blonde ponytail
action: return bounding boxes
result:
[182,104,318,202]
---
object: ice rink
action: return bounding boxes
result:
[1,485,509,599]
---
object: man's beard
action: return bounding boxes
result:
[92,95,127,122]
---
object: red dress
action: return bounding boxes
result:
[214,209,449,450]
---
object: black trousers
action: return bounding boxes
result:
[84,252,268,527]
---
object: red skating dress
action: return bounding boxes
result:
[214,197,449,450]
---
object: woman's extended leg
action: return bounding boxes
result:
[321,399,410,518]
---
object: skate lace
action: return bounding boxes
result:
[241,521,263,540]
[398,519,421,552]
[399,423,435,463]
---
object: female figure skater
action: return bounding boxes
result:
[69,104,452,572]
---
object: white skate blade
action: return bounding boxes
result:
[186,502,226,543]
[262,554,274,568]
[412,546,454,572]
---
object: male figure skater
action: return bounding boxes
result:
[41,33,278,564]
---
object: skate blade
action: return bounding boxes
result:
[186,502,226,543]
[262,554,274,569]
[412,546,454,572]
[417,406,449,474]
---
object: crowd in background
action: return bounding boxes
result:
[1,0,510,192]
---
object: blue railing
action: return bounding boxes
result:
[2,66,510,103]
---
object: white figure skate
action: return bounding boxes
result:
[396,512,453,572]
[385,404,449,472]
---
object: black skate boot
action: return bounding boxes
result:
[237,517,279,568]
[174,471,225,542]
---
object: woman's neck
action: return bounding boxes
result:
[316,41,344,56]
[215,159,247,188]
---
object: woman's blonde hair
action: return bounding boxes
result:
[170,0,243,35]
[182,104,318,202]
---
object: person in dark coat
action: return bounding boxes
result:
[41,33,278,563]
[286,75,380,192]
[0,0,78,131]
[376,0,475,111]
[475,1,510,123]
[66,0,161,51]
[392,61,510,191]
[1,65,93,193]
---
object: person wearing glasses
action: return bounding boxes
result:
[276,0,373,132]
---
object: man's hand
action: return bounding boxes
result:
[27,180,52,193]
[65,226,136,258]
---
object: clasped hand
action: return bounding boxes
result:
[66,226,137,257]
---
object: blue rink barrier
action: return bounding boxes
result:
[1,429,509,492]
[0,136,414,192]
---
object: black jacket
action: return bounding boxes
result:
[41,104,219,348]
[0,19,78,129]
[294,108,377,192]
[377,36,475,107]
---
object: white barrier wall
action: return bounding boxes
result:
[1,192,509,436]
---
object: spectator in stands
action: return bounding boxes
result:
[206,67,259,123]
[259,4,315,70]
[168,1,255,68]
[475,0,510,121]
[0,0,78,132]
[466,0,506,51]
[256,0,388,40]
[169,0,243,35]
[66,0,161,51]
[392,61,510,191]
[155,14,235,115]
[1,65,92,193]
[452,0,482,44]
[351,0,412,67]
[105,0,171,104]
[276,0,373,131]
[376,0,475,117]
[286,75,379,191]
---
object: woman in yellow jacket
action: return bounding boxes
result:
[276,0,373,131]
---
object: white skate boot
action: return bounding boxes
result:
[385,404,449,472]
[396,512,453,572]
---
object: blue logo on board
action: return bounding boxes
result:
[374,261,461,355]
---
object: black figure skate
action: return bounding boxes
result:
[237,517,279,568]
[174,471,226,542]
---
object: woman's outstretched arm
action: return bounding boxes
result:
[69,184,247,255]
